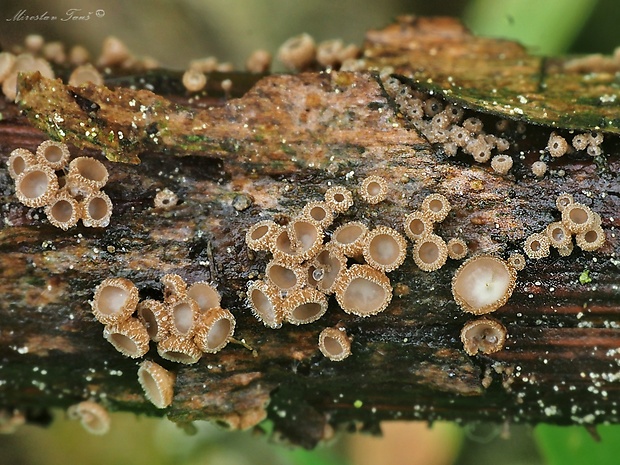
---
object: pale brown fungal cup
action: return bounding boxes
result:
[507,253,526,271]
[555,193,574,212]
[531,161,547,178]
[91,277,139,325]
[182,68,207,92]
[187,282,221,313]
[359,175,388,205]
[245,49,272,73]
[335,264,392,317]
[490,155,513,175]
[154,188,179,209]
[277,33,316,71]
[413,233,449,272]
[44,189,80,230]
[546,222,572,249]
[67,401,110,435]
[324,186,354,214]
[98,36,132,67]
[561,203,595,234]
[318,327,352,361]
[137,299,170,342]
[157,335,202,365]
[68,63,104,87]
[247,281,284,329]
[271,217,323,265]
[362,225,407,273]
[7,148,36,179]
[103,317,150,358]
[307,244,347,294]
[447,238,468,260]
[523,233,551,260]
[67,157,109,193]
[403,211,433,242]
[137,360,176,409]
[245,220,279,252]
[193,307,236,353]
[452,255,517,315]
[0,52,16,83]
[331,221,368,257]
[576,225,606,252]
[80,191,113,228]
[265,259,306,294]
[282,288,328,325]
[421,193,451,223]
[35,140,70,171]
[15,164,59,207]
[460,318,507,356]
[301,201,334,228]
[168,298,199,338]
[161,273,188,302]
[547,132,568,158]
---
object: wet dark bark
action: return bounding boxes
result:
[0,17,619,448]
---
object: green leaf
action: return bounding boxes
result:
[535,424,620,465]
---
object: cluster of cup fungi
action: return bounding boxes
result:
[7,140,113,229]
[89,274,234,411]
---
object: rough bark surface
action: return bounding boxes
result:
[0,17,619,447]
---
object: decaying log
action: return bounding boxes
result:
[0,17,619,448]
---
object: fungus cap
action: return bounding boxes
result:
[282,288,328,325]
[67,157,109,192]
[245,49,272,73]
[98,36,132,67]
[0,52,16,83]
[331,221,368,257]
[161,273,188,302]
[7,148,36,180]
[507,253,526,271]
[490,155,513,175]
[187,282,221,313]
[558,240,574,257]
[137,299,169,342]
[523,233,551,260]
[447,238,468,260]
[247,281,283,329]
[168,298,199,337]
[546,222,571,249]
[81,191,113,228]
[157,335,202,365]
[137,360,176,409]
[271,218,323,264]
[403,211,433,242]
[335,264,392,317]
[67,401,110,435]
[265,259,306,293]
[182,68,207,92]
[318,327,352,361]
[193,307,236,353]
[413,233,448,272]
[301,201,334,228]
[547,132,568,158]
[91,277,139,325]
[103,318,150,359]
[34,140,70,171]
[460,318,507,356]
[68,63,104,87]
[359,175,388,205]
[562,203,595,234]
[308,245,347,294]
[44,189,80,230]
[531,161,547,178]
[245,220,279,252]
[277,33,316,71]
[154,188,178,209]
[362,225,407,273]
[555,193,574,212]
[421,193,451,223]
[452,255,517,315]
[324,186,353,214]
[15,164,59,208]
[316,39,344,67]
[576,225,605,252]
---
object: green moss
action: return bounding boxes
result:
[579,269,592,285]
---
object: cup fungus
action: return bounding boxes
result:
[507,253,526,271]
[447,238,468,260]
[523,233,551,259]
[35,140,70,171]
[547,132,568,158]
[531,161,547,178]
[301,201,334,228]
[245,220,279,252]
[362,225,407,273]
[546,222,572,249]
[161,273,188,302]
[490,155,513,175]
[331,221,368,257]
[91,277,139,325]
[555,193,574,211]
[421,193,451,223]
[282,288,328,325]
[576,225,606,252]
[154,188,179,209]
[247,281,283,329]
[103,318,150,358]
[0,52,15,83]
[98,36,132,67]
[558,241,574,257]
[403,211,433,242]
[7,148,36,180]
[452,255,517,315]
[68,63,104,87]
[67,401,110,435]
[15,164,59,207]
[182,68,207,92]
[193,307,236,353]
[245,49,272,73]
[335,264,392,317]
[272,218,323,264]
[318,327,352,361]
[277,33,316,71]
[137,299,170,342]
[187,282,221,313]
[460,318,507,356]
[157,335,202,364]
[266,259,306,294]
[44,189,80,230]
[80,191,113,228]
[308,245,347,294]
[324,186,353,214]
[68,157,109,193]
[168,298,199,337]
[562,203,595,234]
[137,360,176,409]
[413,233,448,272]
[359,175,388,204]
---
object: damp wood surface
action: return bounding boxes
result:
[1,16,620,447]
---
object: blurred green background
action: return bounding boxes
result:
[0,1,619,464]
